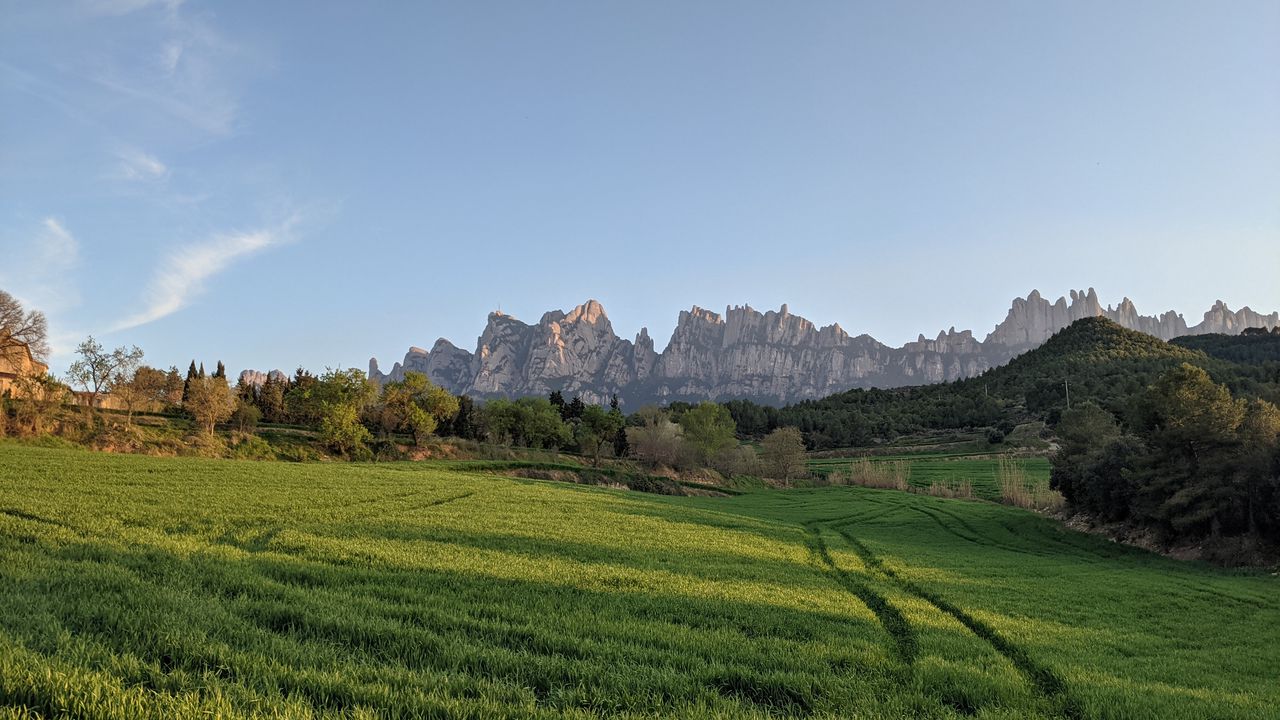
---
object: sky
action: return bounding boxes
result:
[2,1,1278,376]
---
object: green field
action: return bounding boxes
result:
[1,444,1277,719]
[807,454,1052,500]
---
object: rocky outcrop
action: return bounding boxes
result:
[368,291,1279,407]
[237,369,287,389]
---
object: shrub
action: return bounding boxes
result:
[319,404,372,457]
[229,433,275,460]
[183,432,228,458]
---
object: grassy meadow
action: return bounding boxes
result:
[1,442,1277,719]
[807,453,1052,501]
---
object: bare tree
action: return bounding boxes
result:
[626,406,684,467]
[761,426,808,479]
[66,337,144,411]
[0,290,49,363]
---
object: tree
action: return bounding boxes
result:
[374,372,458,445]
[162,367,184,406]
[1235,400,1280,536]
[182,361,198,403]
[0,289,49,362]
[185,375,235,434]
[610,398,629,457]
[576,403,625,466]
[111,365,171,426]
[626,406,683,467]
[257,373,287,423]
[66,337,144,411]
[320,403,371,457]
[481,397,570,449]
[448,395,478,439]
[565,396,586,422]
[231,397,262,433]
[1050,403,1123,505]
[678,402,737,464]
[761,427,807,479]
[214,361,226,379]
[1131,364,1245,536]
[12,374,69,435]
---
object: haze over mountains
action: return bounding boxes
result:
[353,289,1278,407]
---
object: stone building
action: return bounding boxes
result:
[0,342,49,398]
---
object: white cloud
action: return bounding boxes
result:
[116,147,169,181]
[160,40,184,76]
[0,217,81,314]
[0,218,83,360]
[76,0,244,136]
[113,221,294,331]
[77,0,185,18]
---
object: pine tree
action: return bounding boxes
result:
[182,361,198,404]
[214,361,226,379]
[566,396,586,421]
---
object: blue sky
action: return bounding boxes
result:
[2,1,1278,375]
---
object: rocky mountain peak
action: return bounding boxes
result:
[367,291,1279,406]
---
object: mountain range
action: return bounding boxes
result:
[357,289,1278,407]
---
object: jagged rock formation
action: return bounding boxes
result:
[237,369,287,389]
[368,290,1279,406]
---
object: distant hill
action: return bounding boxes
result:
[1172,328,1280,365]
[364,289,1278,407]
[773,318,1279,449]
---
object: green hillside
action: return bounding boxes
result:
[3,443,1277,719]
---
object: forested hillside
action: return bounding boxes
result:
[760,318,1238,449]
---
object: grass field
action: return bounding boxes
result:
[807,453,1052,500]
[1,443,1277,719]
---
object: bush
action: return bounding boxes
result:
[231,400,261,433]
[92,422,146,453]
[711,445,760,476]
[229,433,275,460]
[319,404,372,457]
[278,443,324,463]
[183,432,228,458]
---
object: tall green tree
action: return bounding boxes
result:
[576,403,625,466]
[678,402,737,463]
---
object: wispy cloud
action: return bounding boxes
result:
[115,146,169,181]
[0,218,83,359]
[0,217,82,314]
[113,219,296,331]
[77,0,185,18]
[159,40,184,77]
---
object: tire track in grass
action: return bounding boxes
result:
[830,525,1082,719]
[350,491,476,520]
[803,523,918,665]
[914,505,1060,560]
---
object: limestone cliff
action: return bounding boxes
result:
[368,291,1279,406]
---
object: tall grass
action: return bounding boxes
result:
[997,457,1065,511]
[926,477,975,499]
[839,458,910,490]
